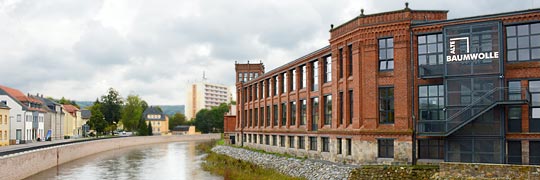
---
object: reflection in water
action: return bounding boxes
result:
[26,141,222,180]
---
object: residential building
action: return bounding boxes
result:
[234,4,540,165]
[62,104,82,138]
[185,82,232,120]
[34,95,64,140]
[0,85,45,144]
[0,102,10,146]
[143,106,169,135]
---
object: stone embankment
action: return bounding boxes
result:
[212,145,356,180]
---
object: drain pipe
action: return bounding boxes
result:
[410,28,417,165]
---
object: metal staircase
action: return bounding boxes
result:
[418,87,531,136]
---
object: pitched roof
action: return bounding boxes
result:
[143,106,166,121]
[172,125,190,131]
[0,85,30,103]
[63,104,79,115]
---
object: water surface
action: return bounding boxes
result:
[26,141,222,180]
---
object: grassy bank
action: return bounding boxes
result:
[196,140,304,180]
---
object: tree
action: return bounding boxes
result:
[88,101,107,137]
[169,113,186,130]
[148,122,153,136]
[101,88,123,126]
[121,95,144,131]
[137,118,149,136]
[193,103,229,133]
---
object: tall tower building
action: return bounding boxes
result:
[185,82,231,120]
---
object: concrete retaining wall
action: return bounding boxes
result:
[0,134,220,180]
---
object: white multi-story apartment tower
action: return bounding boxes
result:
[185,82,231,120]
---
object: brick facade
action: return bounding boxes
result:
[233,4,540,165]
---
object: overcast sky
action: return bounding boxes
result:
[0,0,537,105]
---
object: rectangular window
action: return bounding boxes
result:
[418,34,444,66]
[272,135,277,146]
[312,97,319,130]
[281,103,287,126]
[312,60,319,91]
[253,134,257,143]
[238,73,243,82]
[346,138,352,155]
[378,139,394,158]
[508,141,522,164]
[508,107,522,132]
[273,76,278,96]
[348,44,353,77]
[259,134,263,144]
[248,109,252,127]
[324,95,332,125]
[322,137,330,152]
[265,135,270,145]
[254,108,258,126]
[291,69,296,91]
[309,136,317,151]
[419,85,444,132]
[254,84,258,100]
[379,87,395,124]
[261,81,265,99]
[259,106,264,126]
[298,136,305,149]
[300,99,307,125]
[339,92,343,125]
[337,138,342,154]
[508,81,522,100]
[324,55,332,83]
[273,104,278,126]
[282,72,287,94]
[349,90,353,124]
[301,65,307,89]
[280,135,285,147]
[248,134,251,143]
[418,139,444,159]
[379,38,394,71]
[290,101,297,126]
[530,81,540,132]
[243,134,246,142]
[266,79,270,98]
[289,136,295,148]
[530,141,540,165]
[266,105,270,126]
[339,48,343,79]
[506,23,540,61]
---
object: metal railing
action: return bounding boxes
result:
[418,87,531,136]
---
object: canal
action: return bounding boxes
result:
[25,141,222,180]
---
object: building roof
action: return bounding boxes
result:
[172,125,190,131]
[63,104,79,116]
[0,85,46,112]
[143,106,166,121]
[81,109,91,119]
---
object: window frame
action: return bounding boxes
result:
[324,94,332,125]
[379,87,395,124]
[378,37,394,71]
[506,23,540,62]
[378,139,394,158]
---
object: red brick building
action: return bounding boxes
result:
[234,3,540,165]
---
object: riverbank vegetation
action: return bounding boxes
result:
[197,140,304,180]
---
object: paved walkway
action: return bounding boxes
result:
[0,138,87,153]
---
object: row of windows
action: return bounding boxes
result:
[244,91,355,128]
[243,133,352,155]
[507,140,540,165]
[0,131,7,141]
[0,115,7,124]
[243,46,356,102]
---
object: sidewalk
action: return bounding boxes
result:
[0,138,86,153]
